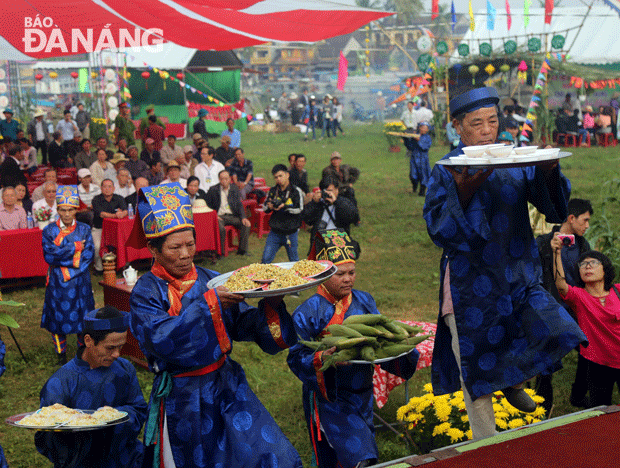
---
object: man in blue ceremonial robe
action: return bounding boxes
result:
[35,306,147,468]
[422,87,587,439]
[41,185,95,364]
[404,121,433,197]
[287,230,419,468]
[127,182,302,468]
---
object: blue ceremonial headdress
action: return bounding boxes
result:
[127,182,194,248]
[83,307,130,333]
[56,185,80,208]
[449,87,500,118]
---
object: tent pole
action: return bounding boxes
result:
[566,0,594,58]
[183,68,227,103]
[374,23,419,74]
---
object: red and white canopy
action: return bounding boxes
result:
[2,0,391,59]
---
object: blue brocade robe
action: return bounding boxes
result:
[287,290,419,468]
[0,337,7,468]
[35,355,147,468]
[405,133,432,186]
[41,221,95,335]
[129,267,302,468]
[423,142,587,400]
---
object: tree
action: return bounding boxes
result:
[384,0,424,26]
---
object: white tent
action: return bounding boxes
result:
[452,6,620,66]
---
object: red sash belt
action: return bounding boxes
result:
[173,354,227,378]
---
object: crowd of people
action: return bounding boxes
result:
[0,85,619,468]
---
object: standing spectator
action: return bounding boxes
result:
[536,199,593,411]
[74,102,91,139]
[19,138,38,172]
[206,170,251,256]
[114,102,136,146]
[65,131,83,161]
[160,135,184,166]
[261,164,304,263]
[193,109,209,141]
[332,96,344,136]
[91,179,128,273]
[126,145,150,181]
[319,95,334,140]
[14,181,33,214]
[375,91,386,122]
[194,146,225,193]
[89,148,117,187]
[48,131,71,168]
[228,148,254,199]
[417,100,434,124]
[32,182,58,226]
[289,154,309,196]
[56,110,79,149]
[27,109,50,165]
[95,136,114,160]
[0,145,28,188]
[146,160,164,186]
[40,185,95,364]
[404,121,432,196]
[300,88,310,108]
[139,138,160,167]
[220,117,241,149]
[0,186,27,230]
[0,108,20,141]
[139,105,165,148]
[215,135,235,166]
[277,92,289,121]
[143,115,165,151]
[115,168,135,198]
[32,169,57,202]
[552,242,620,408]
[161,160,187,188]
[302,178,359,251]
[303,97,318,141]
[321,152,360,205]
[401,100,419,131]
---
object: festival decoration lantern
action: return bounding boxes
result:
[70,71,78,79]
[436,41,449,56]
[528,37,541,53]
[49,71,58,79]
[504,40,517,55]
[417,54,432,72]
[176,72,184,80]
[468,64,479,84]
[417,36,432,53]
[551,35,565,50]
[485,64,495,75]
[479,43,492,57]
[458,44,470,57]
[35,73,43,81]
[141,71,150,89]
[500,63,511,82]
[517,61,528,84]
[91,71,98,79]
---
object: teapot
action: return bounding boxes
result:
[123,265,138,286]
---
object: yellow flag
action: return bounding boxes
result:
[469,0,475,31]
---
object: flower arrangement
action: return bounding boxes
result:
[33,207,53,222]
[384,121,406,149]
[396,383,546,453]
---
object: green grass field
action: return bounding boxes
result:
[1,122,619,466]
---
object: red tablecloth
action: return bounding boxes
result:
[373,321,436,408]
[101,211,221,269]
[0,228,49,278]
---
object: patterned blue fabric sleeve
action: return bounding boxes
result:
[113,359,148,436]
[527,165,570,224]
[418,134,432,151]
[42,226,81,266]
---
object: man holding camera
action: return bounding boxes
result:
[260,164,305,264]
[536,198,593,411]
[303,177,360,254]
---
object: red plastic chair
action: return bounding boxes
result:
[251,208,271,239]
[597,132,616,147]
[223,225,239,256]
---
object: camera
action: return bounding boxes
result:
[267,195,284,209]
[557,234,575,246]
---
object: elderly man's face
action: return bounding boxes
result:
[219,171,231,189]
[97,138,107,150]
[2,188,16,208]
[167,137,176,148]
[323,262,356,301]
[227,119,234,131]
[58,206,77,226]
[80,175,91,188]
[45,171,57,183]
[129,148,138,160]
[44,185,57,204]
[118,170,130,187]
[101,180,115,196]
[145,141,154,151]
[454,107,499,147]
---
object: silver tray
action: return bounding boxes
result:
[207,261,337,298]
[348,350,412,365]
[6,410,129,432]
[437,151,571,169]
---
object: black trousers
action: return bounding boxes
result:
[35,139,48,165]
[584,357,620,407]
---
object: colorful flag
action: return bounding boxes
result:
[545,0,554,24]
[487,1,496,30]
[432,0,439,20]
[337,51,348,91]
[451,1,457,33]
[506,0,512,30]
[469,0,475,31]
[524,0,532,28]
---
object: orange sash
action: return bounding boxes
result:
[151,262,198,317]
[316,284,352,337]
[53,220,80,282]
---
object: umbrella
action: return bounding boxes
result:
[3,0,391,59]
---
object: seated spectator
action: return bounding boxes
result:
[194,146,224,193]
[215,135,235,166]
[289,153,309,196]
[66,131,83,160]
[95,136,114,160]
[114,168,135,198]
[32,181,58,226]
[229,148,254,199]
[19,138,37,172]
[191,134,203,158]
[32,169,58,202]
[143,115,165,151]
[48,131,71,168]
[0,186,27,230]
[582,105,596,144]
[124,177,148,208]
[146,160,164,186]
[595,106,614,134]
[0,144,28,189]
[206,170,251,256]
[74,139,96,170]
[90,148,117,187]
[220,117,241,149]
[160,135,184,165]
[14,181,33,214]
[161,160,187,188]
[116,137,129,156]
[185,176,208,206]
[303,177,359,253]
[91,179,127,273]
[180,144,197,179]
[127,145,150,180]
[321,152,360,205]
[110,153,128,182]
[77,168,100,227]
[287,153,297,170]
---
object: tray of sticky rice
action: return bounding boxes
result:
[6,403,128,431]
[207,260,335,297]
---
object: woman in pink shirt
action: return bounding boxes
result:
[552,233,620,407]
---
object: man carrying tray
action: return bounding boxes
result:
[35,306,147,468]
[126,182,302,468]
[287,230,419,468]
[422,86,587,439]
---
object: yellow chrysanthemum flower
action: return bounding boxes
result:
[465,429,473,440]
[447,427,464,442]
[533,406,546,418]
[423,383,434,393]
[495,411,510,419]
[493,403,503,412]
[496,419,508,430]
[396,406,408,421]
[532,395,545,404]
[434,399,451,421]
[461,414,469,423]
[508,418,525,429]
[457,402,466,411]
[432,422,451,436]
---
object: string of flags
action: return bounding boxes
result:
[444,0,553,32]
[570,77,620,89]
[520,57,551,143]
